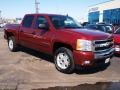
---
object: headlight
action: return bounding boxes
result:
[76,39,94,51]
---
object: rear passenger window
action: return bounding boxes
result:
[22,15,34,28]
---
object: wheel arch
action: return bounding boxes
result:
[53,42,73,54]
[5,31,15,40]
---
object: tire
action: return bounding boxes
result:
[8,36,18,52]
[54,47,75,74]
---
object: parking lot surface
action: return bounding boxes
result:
[0,30,120,90]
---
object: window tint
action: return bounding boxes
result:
[34,16,48,29]
[22,15,34,28]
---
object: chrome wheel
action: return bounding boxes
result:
[56,53,70,69]
[9,39,14,50]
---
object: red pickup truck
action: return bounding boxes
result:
[4,14,114,73]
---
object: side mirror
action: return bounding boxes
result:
[38,23,49,30]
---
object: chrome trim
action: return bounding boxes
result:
[94,48,114,59]
[93,38,113,52]
[93,38,114,59]
[94,47,113,53]
[94,38,113,42]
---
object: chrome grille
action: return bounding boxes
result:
[94,38,114,52]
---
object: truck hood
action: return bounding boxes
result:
[113,34,120,44]
[60,28,112,40]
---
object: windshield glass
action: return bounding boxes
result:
[49,15,82,29]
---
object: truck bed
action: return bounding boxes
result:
[5,24,20,30]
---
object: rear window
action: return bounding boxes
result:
[22,15,34,28]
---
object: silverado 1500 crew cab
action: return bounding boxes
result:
[4,14,114,73]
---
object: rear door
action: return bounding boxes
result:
[19,15,35,48]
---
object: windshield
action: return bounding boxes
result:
[49,15,82,29]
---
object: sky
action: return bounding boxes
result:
[0,0,111,21]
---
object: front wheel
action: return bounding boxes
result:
[8,36,18,52]
[54,47,75,74]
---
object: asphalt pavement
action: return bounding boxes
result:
[0,30,120,90]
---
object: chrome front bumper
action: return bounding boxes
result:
[94,48,114,59]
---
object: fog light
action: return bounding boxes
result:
[84,60,90,64]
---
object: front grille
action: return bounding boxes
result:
[94,38,113,52]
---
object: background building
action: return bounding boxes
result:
[88,0,120,25]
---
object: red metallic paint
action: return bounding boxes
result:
[4,14,113,67]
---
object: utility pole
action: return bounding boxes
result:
[35,0,40,13]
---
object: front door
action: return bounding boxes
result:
[31,16,52,53]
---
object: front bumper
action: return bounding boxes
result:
[73,48,114,67]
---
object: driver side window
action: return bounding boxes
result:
[34,16,48,29]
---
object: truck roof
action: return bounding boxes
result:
[25,13,66,17]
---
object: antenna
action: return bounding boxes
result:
[35,0,40,13]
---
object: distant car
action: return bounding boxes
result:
[0,24,2,28]
[113,27,120,54]
[0,23,6,28]
[85,24,114,34]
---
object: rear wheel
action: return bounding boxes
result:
[54,47,75,74]
[8,36,18,52]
